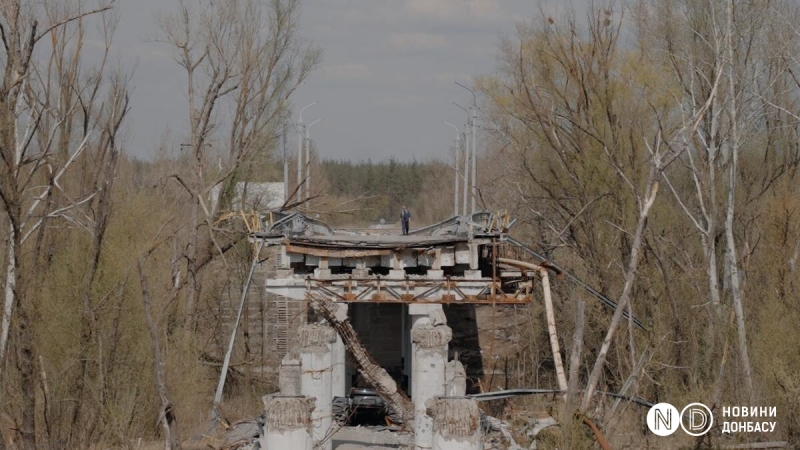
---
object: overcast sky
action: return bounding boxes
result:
[112,0,564,162]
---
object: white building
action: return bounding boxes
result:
[210,181,285,212]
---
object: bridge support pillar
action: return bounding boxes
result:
[427,397,482,450]
[261,395,314,450]
[299,324,337,450]
[411,320,451,450]
[331,304,348,398]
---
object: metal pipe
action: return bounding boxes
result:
[444,121,459,217]
[496,257,567,391]
[504,236,645,329]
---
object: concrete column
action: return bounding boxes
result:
[427,269,444,280]
[314,257,331,279]
[261,395,314,450]
[407,304,448,398]
[299,324,337,450]
[468,242,479,270]
[352,260,369,278]
[411,322,452,450]
[408,304,435,397]
[389,251,406,279]
[279,351,301,395]
[331,304,348,398]
[445,360,467,397]
[427,397,482,450]
[464,269,482,280]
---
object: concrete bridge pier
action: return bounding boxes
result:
[427,397,482,450]
[331,304,348,398]
[410,310,452,450]
[261,395,315,450]
[299,324,337,450]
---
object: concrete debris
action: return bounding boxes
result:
[261,395,315,450]
[263,395,314,432]
[427,398,482,449]
[445,360,467,397]
[410,325,452,348]
[482,415,523,450]
[332,426,413,450]
[279,351,301,395]
[526,416,558,439]
[428,308,448,326]
[299,324,338,348]
[203,417,262,450]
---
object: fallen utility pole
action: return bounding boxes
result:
[306,291,415,427]
[212,239,265,422]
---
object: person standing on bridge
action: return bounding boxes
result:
[400,206,411,235]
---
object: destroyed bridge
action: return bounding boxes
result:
[220,211,643,449]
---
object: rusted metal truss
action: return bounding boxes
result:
[306,277,535,304]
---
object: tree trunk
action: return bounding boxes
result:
[185,199,199,334]
[581,168,659,412]
[563,300,585,450]
[0,225,15,364]
[139,258,182,450]
[724,0,754,403]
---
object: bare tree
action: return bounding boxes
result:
[640,0,800,403]
[0,1,118,447]
[477,3,734,418]
[139,253,182,450]
[158,0,319,335]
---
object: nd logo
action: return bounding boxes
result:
[647,403,680,436]
[647,402,714,436]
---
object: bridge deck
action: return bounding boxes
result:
[287,233,468,249]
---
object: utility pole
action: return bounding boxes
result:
[462,131,469,216]
[282,110,289,205]
[453,102,471,217]
[297,102,318,207]
[305,118,322,209]
[456,82,478,214]
[444,121,460,217]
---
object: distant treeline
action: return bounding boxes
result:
[319,158,453,225]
